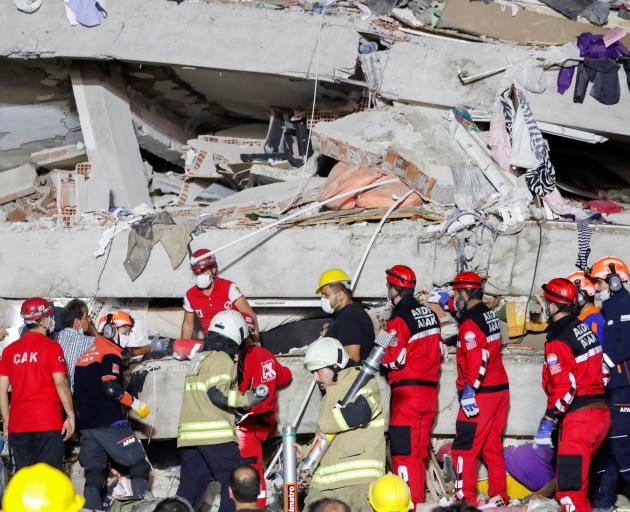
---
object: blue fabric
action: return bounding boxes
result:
[601,288,630,389]
[534,418,555,447]
[582,310,605,344]
[68,0,107,27]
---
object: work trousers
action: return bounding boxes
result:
[591,388,630,509]
[176,441,242,512]
[79,423,150,511]
[388,385,437,505]
[9,430,64,471]
[557,406,610,512]
[451,389,509,504]
[236,415,277,508]
[304,483,372,512]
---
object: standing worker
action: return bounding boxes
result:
[381,265,442,506]
[176,310,267,512]
[181,248,259,341]
[566,272,605,342]
[236,317,293,508]
[316,269,375,362]
[301,337,385,512]
[586,257,630,512]
[534,278,609,512]
[0,297,74,471]
[73,310,151,511]
[449,272,510,506]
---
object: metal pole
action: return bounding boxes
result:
[282,425,298,512]
[265,380,317,479]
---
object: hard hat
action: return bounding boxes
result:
[542,278,577,306]
[208,310,249,346]
[316,269,351,294]
[20,297,53,323]
[386,265,416,289]
[303,337,349,371]
[452,271,484,290]
[2,462,85,512]
[190,248,217,274]
[566,271,596,297]
[368,473,412,512]
[97,310,135,333]
[589,256,629,283]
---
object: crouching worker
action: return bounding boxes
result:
[176,310,267,512]
[74,310,151,511]
[300,337,386,512]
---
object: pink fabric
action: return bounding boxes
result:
[316,162,382,210]
[489,106,512,172]
[543,188,577,216]
[356,180,421,208]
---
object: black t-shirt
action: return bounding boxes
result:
[327,303,375,361]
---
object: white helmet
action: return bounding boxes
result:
[208,310,249,346]
[304,337,349,372]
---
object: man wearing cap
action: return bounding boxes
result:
[316,269,375,362]
[0,297,75,471]
[450,272,510,506]
[181,248,259,341]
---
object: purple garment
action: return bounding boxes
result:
[557,32,630,94]
[504,443,555,491]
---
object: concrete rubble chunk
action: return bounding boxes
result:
[30,143,86,170]
[0,164,37,205]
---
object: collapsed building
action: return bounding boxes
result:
[2,0,630,505]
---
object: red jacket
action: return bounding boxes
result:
[542,314,606,418]
[382,296,442,386]
[456,303,508,393]
[238,345,292,416]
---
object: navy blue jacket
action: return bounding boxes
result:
[602,287,630,390]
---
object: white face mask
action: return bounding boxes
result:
[119,333,132,348]
[596,289,611,302]
[46,316,55,334]
[194,274,213,289]
[321,297,335,315]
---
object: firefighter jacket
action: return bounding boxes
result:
[601,288,630,390]
[456,303,509,393]
[311,366,386,491]
[382,295,441,387]
[542,314,607,418]
[178,350,253,448]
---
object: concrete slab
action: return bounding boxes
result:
[0,164,36,205]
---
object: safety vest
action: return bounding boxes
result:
[312,367,386,490]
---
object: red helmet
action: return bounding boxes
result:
[542,278,577,306]
[190,248,217,274]
[20,297,53,322]
[386,265,416,289]
[452,272,483,290]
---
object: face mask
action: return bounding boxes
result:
[194,273,213,289]
[119,333,132,348]
[596,289,611,302]
[46,317,55,334]
[321,297,335,315]
[455,295,466,315]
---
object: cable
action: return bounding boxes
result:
[351,189,414,292]
[516,219,544,344]
[90,217,118,310]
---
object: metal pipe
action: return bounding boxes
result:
[282,425,298,512]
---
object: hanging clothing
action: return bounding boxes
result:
[574,58,621,106]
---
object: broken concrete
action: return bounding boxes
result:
[0,164,36,205]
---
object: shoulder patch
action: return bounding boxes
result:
[547,352,562,375]
[464,331,477,349]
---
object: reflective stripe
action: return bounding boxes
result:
[487,333,501,343]
[179,420,231,431]
[312,468,384,485]
[368,417,385,428]
[312,459,385,485]
[409,328,441,343]
[178,419,235,441]
[184,373,231,392]
[178,430,235,441]
[332,407,350,431]
[575,345,602,363]
[228,390,238,408]
[356,388,379,412]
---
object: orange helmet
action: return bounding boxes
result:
[97,310,135,338]
[589,256,629,283]
[566,271,596,297]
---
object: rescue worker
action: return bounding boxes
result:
[587,257,630,512]
[381,265,442,506]
[73,310,151,511]
[567,271,605,342]
[368,473,412,512]
[449,272,510,505]
[236,316,293,508]
[301,337,385,512]
[316,269,375,362]
[0,297,74,471]
[534,278,609,512]
[2,462,85,512]
[176,310,267,512]
[181,248,259,341]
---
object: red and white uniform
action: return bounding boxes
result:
[382,296,441,505]
[452,303,510,504]
[183,277,243,334]
[236,345,292,507]
[543,314,609,512]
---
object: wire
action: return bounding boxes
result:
[516,219,544,344]
[90,217,118,310]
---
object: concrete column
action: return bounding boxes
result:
[71,62,151,211]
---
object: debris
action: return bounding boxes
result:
[31,142,87,170]
[0,164,37,206]
[54,171,87,228]
[7,207,27,223]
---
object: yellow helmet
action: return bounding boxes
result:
[316,269,351,294]
[2,463,85,512]
[368,473,412,512]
